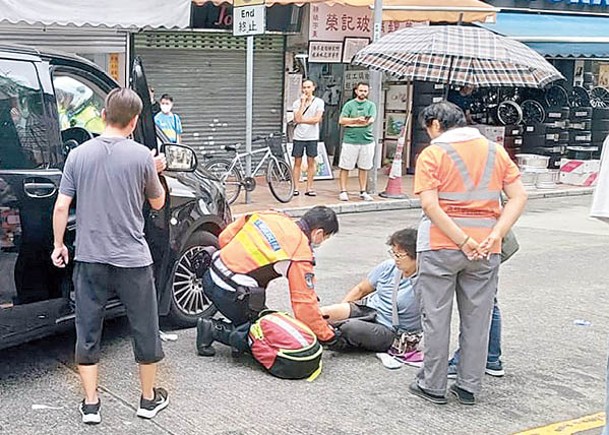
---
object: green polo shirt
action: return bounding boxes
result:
[340,98,377,145]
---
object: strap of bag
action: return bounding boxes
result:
[391,268,402,331]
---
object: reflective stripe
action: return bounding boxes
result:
[438,191,501,201]
[452,217,497,228]
[436,142,475,191]
[478,141,497,190]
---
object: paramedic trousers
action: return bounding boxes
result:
[202,270,252,352]
[414,250,500,396]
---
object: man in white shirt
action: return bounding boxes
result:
[291,80,324,196]
[591,136,609,435]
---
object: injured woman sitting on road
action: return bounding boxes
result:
[320,228,421,352]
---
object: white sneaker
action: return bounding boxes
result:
[339,191,349,201]
[360,192,374,201]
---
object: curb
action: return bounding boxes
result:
[246,186,595,218]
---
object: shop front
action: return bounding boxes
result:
[135,3,301,160]
[465,0,609,186]
[0,0,190,85]
[285,3,423,169]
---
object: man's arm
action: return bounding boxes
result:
[297,109,324,125]
[340,279,375,303]
[287,261,335,342]
[51,193,73,267]
[145,151,166,210]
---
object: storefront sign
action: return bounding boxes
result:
[233,2,266,36]
[486,0,609,14]
[108,53,120,81]
[309,4,422,41]
[342,37,370,63]
[343,70,370,91]
[308,41,343,63]
[191,3,301,33]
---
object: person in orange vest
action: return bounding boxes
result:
[409,101,527,406]
[196,206,341,357]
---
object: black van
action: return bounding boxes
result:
[0,45,230,350]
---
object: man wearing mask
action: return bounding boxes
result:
[196,206,342,357]
[154,94,182,143]
[338,82,377,202]
[291,79,324,197]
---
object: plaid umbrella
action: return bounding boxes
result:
[352,25,564,88]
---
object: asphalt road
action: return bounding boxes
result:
[1,195,608,435]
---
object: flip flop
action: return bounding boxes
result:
[293,190,300,196]
[304,191,317,197]
[376,352,404,370]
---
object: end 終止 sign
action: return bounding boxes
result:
[233,0,265,36]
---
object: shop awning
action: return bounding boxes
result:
[192,0,497,23]
[480,12,609,58]
[0,0,192,29]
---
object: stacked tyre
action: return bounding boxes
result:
[408,81,446,173]
[502,124,523,162]
[545,107,570,169]
[568,107,595,161]
[592,107,609,159]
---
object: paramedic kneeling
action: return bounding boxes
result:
[196,206,340,357]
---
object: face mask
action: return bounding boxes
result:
[160,103,172,114]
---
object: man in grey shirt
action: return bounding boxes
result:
[51,88,169,425]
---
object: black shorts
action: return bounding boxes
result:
[292,140,318,158]
[73,262,164,365]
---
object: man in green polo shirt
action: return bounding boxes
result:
[338,82,377,201]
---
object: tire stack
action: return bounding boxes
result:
[592,107,609,158]
[522,107,569,169]
[502,124,523,162]
[568,107,595,161]
[408,81,446,173]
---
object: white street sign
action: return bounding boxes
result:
[233,4,266,36]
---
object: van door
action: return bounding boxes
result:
[0,56,69,343]
[130,56,172,315]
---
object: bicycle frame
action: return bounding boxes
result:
[223,146,281,182]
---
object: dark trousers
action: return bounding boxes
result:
[335,303,396,352]
[73,262,164,365]
[202,270,251,352]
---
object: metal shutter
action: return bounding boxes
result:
[134,32,285,164]
[0,24,128,53]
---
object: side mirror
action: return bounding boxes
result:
[62,139,79,157]
[161,143,198,172]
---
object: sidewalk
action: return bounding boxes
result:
[231,170,595,217]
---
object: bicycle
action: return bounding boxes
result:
[203,133,294,205]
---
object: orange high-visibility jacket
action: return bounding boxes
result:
[218,211,334,342]
[415,137,521,253]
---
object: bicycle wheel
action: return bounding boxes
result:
[204,158,242,205]
[266,158,294,203]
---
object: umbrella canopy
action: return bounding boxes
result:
[352,25,564,88]
[192,0,497,23]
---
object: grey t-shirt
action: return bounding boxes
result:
[59,136,164,267]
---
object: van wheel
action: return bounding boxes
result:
[168,231,218,328]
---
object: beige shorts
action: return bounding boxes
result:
[339,142,375,171]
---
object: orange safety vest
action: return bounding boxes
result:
[218,211,313,276]
[418,139,505,253]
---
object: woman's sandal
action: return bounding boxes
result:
[304,191,317,197]
[293,190,300,196]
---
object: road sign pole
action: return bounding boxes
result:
[368,0,383,194]
[245,35,254,204]
[234,0,265,204]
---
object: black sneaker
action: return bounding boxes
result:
[408,381,448,405]
[136,387,169,419]
[79,399,101,425]
[449,384,476,405]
